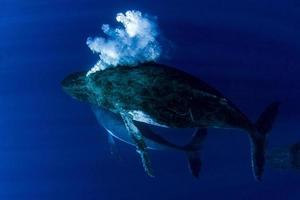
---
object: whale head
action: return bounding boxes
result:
[61,72,91,102]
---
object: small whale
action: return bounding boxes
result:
[61,62,280,181]
[92,105,207,178]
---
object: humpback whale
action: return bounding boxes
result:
[62,62,280,181]
[92,106,206,177]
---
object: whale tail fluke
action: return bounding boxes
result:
[250,102,280,181]
[184,128,208,178]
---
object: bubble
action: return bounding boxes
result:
[86,10,161,76]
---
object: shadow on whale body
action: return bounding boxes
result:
[61,62,280,181]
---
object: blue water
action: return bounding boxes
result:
[1,0,300,199]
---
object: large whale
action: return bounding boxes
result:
[61,62,280,181]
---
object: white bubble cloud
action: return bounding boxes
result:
[86,10,161,76]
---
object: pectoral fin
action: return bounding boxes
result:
[120,112,154,177]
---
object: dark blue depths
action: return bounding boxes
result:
[1,0,300,199]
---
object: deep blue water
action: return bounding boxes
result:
[1,0,300,199]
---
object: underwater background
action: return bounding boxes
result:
[1,0,300,199]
